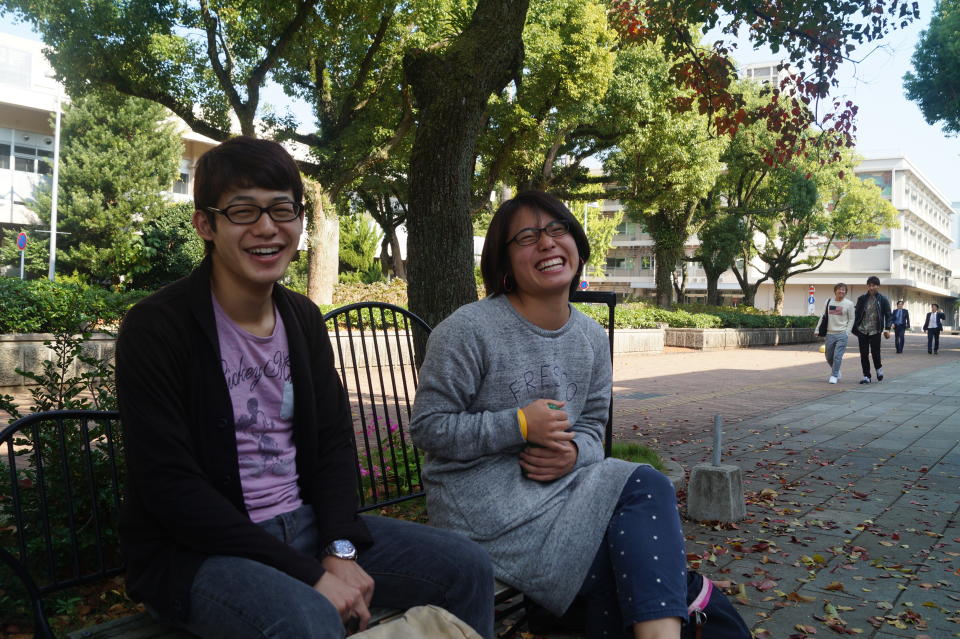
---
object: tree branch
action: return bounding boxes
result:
[246,0,321,118]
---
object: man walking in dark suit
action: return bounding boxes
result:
[892,300,910,353]
[923,303,946,354]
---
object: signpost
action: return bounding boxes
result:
[16,232,27,280]
[579,280,589,290]
[807,285,815,314]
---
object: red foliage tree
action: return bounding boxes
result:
[609,1,919,166]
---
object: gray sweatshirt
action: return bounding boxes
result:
[410,295,636,614]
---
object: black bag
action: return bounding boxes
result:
[817,300,830,337]
[683,571,751,639]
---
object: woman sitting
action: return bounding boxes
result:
[410,191,687,639]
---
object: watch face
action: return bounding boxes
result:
[331,539,356,558]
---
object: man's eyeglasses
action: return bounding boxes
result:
[508,220,570,247]
[204,202,304,225]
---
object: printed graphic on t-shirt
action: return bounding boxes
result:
[506,363,578,406]
[232,383,296,478]
[828,304,844,315]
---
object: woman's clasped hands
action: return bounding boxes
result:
[519,399,578,482]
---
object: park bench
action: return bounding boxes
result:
[0,293,616,639]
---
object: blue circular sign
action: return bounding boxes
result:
[579,280,589,290]
[15,232,27,251]
[807,295,815,304]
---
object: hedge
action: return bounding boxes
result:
[0,277,817,334]
[575,303,816,330]
[0,278,144,333]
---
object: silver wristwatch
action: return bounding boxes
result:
[323,539,357,560]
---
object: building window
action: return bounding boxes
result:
[172,171,189,194]
[14,156,34,172]
[606,257,625,269]
[640,256,654,271]
[10,133,55,174]
[0,142,9,170]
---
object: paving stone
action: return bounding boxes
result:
[601,343,960,639]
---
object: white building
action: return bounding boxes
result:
[590,155,958,321]
[0,32,216,230]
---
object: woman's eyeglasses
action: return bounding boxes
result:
[508,220,570,246]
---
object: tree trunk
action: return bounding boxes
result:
[380,236,391,277]
[773,278,786,315]
[390,232,406,281]
[403,0,529,328]
[647,210,690,308]
[706,274,720,306]
[303,179,338,305]
[653,242,677,308]
[672,266,687,302]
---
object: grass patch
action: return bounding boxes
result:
[612,442,665,472]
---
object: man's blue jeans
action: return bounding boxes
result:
[174,505,494,639]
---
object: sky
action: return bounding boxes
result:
[3,3,959,202]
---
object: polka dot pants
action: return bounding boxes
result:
[576,465,687,638]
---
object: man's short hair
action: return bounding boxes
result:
[897,299,904,305]
[194,136,304,254]
[932,303,940,310]
[834,282,847,292]
[866,276,881,286]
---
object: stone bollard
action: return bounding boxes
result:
[686,414,746,523]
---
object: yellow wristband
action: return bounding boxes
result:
[517,409,528,441]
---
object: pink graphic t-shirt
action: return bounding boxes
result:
[213,295,302,522]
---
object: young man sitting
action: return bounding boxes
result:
[116,137,493,639]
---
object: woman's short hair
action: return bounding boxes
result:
[834,282,847,292]
[480,190,590,298]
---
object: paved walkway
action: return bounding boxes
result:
[608,333,960,638]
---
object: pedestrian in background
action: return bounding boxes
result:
[892,300,910,353]
[923,303,945,354]
[852,276,893,384]
[815,283,855,384]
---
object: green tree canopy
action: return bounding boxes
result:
[29,90,182,287]
[604,39,727,306]
[904,0,960,135]
[734,142,899,313]
[2,0,919,323]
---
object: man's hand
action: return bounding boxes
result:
[520,440,578,482]
[314,557,374,633]
[522,399,573,451]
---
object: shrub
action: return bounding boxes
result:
[0,278,145,334]
[332,278,409,307]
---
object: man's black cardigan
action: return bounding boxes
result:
[116,258,371,621]
[852,292,893,336]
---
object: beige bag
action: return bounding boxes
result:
[353,605,482,639]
